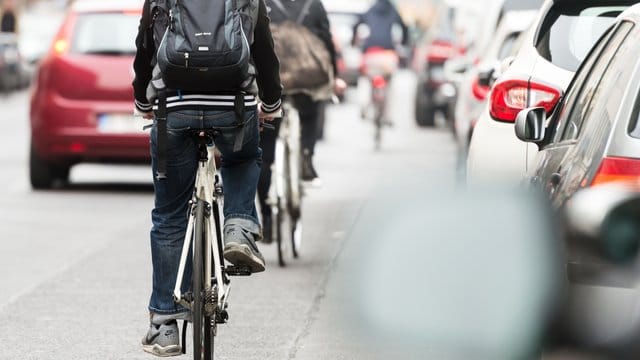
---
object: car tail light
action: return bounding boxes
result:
[53,39,69,55]
[471,76,489,101]
[427,41,455,63]
[372,75,387,89]
[591,157,640,186]
[489,79,561,123]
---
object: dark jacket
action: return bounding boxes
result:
[132,0,283,113]
[1,11,16,33]
[354,0,408,52]
[265,0,338,75]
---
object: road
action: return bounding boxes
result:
[0,71,459,359]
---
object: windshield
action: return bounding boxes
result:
[71,12,139,55]
[536,5,626,72]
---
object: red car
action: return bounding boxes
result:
[29,0,147,189]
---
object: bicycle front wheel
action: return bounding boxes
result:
[192,200,215,360]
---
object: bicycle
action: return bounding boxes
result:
[268,100,303,266]
[172,130,253,360]
[361,48,399,150]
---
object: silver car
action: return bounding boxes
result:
[467,0,635,185]
[516,4,640,208]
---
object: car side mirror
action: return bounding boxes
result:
[477,63,497,88]
[515,107,546,142]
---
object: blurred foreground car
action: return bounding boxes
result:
[29,0,147,189]
[467,0,636,184]
[516,5,640,209]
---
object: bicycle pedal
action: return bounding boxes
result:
[225,265,252,276]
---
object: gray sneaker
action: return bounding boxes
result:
[223,224,266,273]
[141,318,181,357]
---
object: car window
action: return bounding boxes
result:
[503,0,543,11]
[497,32,519,60]
[328,13,360,47]
[536,4,627,72]
[559,22,633,142]
[71,12,139,55]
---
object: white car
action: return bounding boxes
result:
[453,9,537,150]
[467,0,633,185]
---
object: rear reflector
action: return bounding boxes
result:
[592,157,640,186]
[489,79,561,123]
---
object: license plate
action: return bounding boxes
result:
[97,114,146,134]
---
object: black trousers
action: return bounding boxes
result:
[258,93,321,216]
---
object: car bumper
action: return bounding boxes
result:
[31,92,150,164]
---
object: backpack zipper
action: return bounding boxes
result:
[185,52,189,68]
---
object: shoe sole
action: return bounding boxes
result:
[142,344,181,357]
[224,243,266,273]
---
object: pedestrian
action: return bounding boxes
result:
[1,0,17,33]
[258,0,345,242]
[132,0,282,356]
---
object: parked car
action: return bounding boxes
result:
[29,0,147,189]
[452,9,536,151]
[515,5,640,209]
[467,0,636,185]
[412,0,463,127]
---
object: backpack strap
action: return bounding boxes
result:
[296,0,314,24]
[269,0,290,19]
[156,89,168,180]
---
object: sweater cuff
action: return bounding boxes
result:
[135,99,153,112]
[260,99,281,113]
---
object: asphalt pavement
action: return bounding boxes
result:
[0,71,458,359]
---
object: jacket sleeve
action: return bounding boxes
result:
[311,1,338,76]
[132,0,154,112]
[252,0,283,112]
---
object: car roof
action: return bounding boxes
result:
[618,3,640,22]
[71,0,143,13]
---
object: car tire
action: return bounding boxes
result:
[415,90,436,127]
[30,144,69,189]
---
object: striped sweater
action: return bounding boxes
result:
[132,0,282,115]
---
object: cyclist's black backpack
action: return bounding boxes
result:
[148,0,259,180]
[150,0,258,92]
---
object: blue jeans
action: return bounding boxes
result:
[148,109,262,315]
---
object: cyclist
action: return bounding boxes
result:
[1,0,16,33]
[353,0,409,53]
[258,0,344,242]
[132,0,282,356]
[353,0,408,126]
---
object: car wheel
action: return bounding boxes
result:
[415,90,436,127]
[30,144,69,189]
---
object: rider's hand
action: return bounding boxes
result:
[334,78,347,97]
[134,108,154,120]
[258,103,282,121]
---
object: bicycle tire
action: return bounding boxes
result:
[291,215,302,259]
[193,199,215,360]
[274,199,286,267]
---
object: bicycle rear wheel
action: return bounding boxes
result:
[192,200,215,360]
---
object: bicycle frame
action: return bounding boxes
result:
[173,144,229,313]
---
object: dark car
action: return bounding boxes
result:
[413,3,461,127]
[516,4,640,209]
[29,0,147,189]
